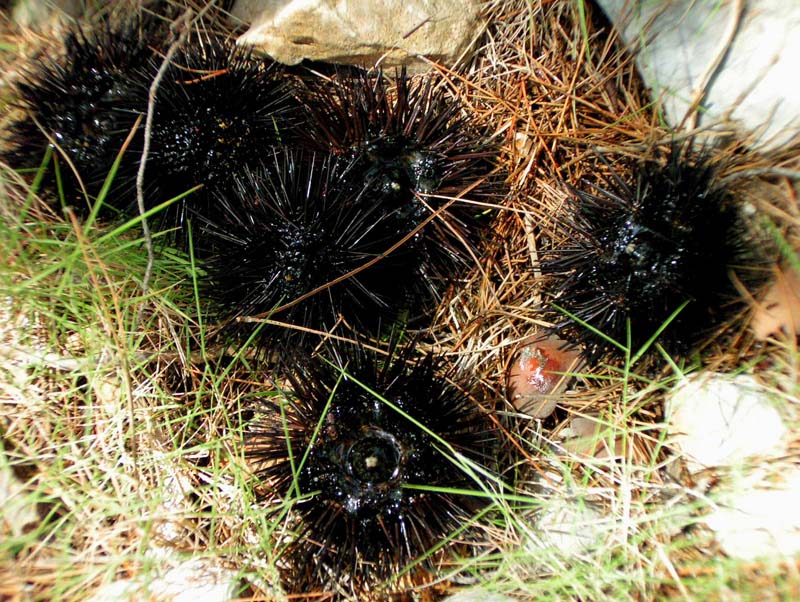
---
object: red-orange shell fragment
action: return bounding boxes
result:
[506,336,582,418]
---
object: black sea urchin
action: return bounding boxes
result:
[302,70,498,290]
[5,14,165,212]
[144,38,299,230]
[541,143,747,359]
[198,148,428,345]
[246,342,500,595]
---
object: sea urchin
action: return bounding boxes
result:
[141,37,299,231]
[302,69,499,292]
[198,148,431,345]
[246,342,502,595]
[5,14,166,212]
[541,143,749,359]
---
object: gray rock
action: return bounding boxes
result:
[231,0,484,71]
[595,0,800,150]
[529,498,607,556]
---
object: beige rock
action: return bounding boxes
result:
[232,0,484,70]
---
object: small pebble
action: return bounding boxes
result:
[506,335,582,418]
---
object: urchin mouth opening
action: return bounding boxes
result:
[346,429,402,484]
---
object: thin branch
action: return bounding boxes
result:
[680,0,744,132]
[133,6,209,331]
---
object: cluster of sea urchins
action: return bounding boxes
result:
[7,20,505,595]
[198,71,498,344]
[246,342,502,596]
[6,16,498,346]
[539,143,751,360]
[4,7,765,601]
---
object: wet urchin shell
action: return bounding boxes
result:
[198,148,432,346]
[301,69,500,287]
[540,142,752,359]
[4,14,166,212]
[143,38,301,232]
[246,341,504,597]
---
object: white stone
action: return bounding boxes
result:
[440,588,518,602]
[705,472,800,560]
[12,0,82,27]
[90,558,239,602]
[153,560,239,602]
[0,449,39,538]
[595,0,800,150]
[531,498,606,556]
[665,373,787,473]
[232,0,484,70]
